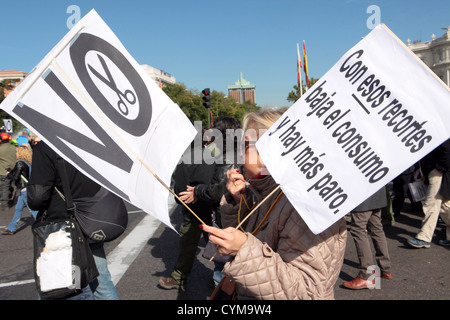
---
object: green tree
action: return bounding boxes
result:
[287,78,319,103]
[163,83,259,127]
[163,83,208,123]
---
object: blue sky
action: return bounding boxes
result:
[1,0,449,108]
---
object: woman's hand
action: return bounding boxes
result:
[200,224,247,256]
[226,169,246,202]
[178,185,197,204]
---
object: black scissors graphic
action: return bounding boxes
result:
[88,54,136,116]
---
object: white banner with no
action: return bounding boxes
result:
[0,10,197,229]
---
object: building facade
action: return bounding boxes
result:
[407,27,450,87]
[0,70,27,97]
[227,73,256,104]
[1,65,175,98]
[140,64,176,87]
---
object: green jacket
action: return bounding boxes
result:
[0,142,17,173]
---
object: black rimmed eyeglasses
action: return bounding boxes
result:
[240,140,257,153]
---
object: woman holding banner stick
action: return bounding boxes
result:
[200,109,347,300]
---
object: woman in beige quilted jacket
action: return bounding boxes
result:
[201,109,347,300]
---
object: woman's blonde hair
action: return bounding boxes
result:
[242,107,288,138]
[16,146,32,164]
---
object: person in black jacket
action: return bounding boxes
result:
[27,141,124,299]
[2,146,38,235]
[392,163,420,217]
[184,117,243,208]
[179,116,243,286]
[159,135,216,291]
[408,138,450,248]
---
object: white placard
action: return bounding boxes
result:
[257,24,450,234]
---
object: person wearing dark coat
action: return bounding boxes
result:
[343,186,393,290]
[408,138,450,248]
[392,162,420,217]
[178,117,243,286]
[27,141,125,299]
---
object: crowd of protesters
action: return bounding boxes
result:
[159,110,449,298]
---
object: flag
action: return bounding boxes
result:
[303,40,309,85]
[297,43,303,95]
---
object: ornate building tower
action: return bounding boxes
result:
[227,73,256,104]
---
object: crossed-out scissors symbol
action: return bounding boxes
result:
[88,53,137,116]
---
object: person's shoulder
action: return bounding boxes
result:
[1,142,15,150]
[34,141,55,154]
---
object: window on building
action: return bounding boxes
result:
[439,50,445,62]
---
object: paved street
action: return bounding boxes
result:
[0,193,448,301]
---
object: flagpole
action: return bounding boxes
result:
[138,159,208,226]
[14,24,86,102]
[297,43,303,97]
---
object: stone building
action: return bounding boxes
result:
[140,64,176,87]
[407,27,450,86]
[0,70,27,97]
